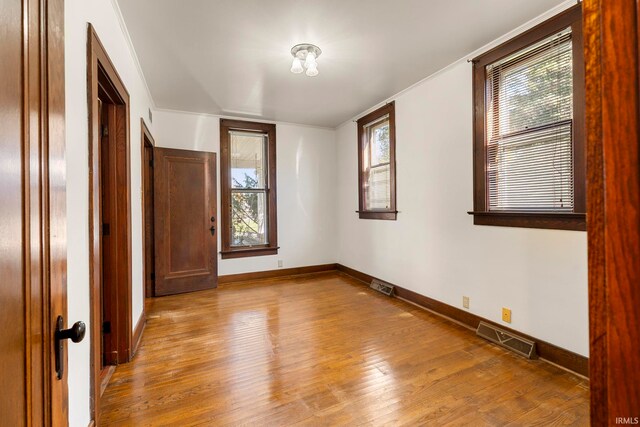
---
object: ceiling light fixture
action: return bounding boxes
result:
[290,43,322,77]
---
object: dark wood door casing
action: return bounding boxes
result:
[584,0,640,424]
[0,0,67,425]
[154,148,218,296]
[87,24,133,426]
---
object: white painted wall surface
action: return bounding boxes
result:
[65,0,153,425]
[335,58,588,357]
[152,110,338,275]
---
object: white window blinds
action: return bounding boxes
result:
[485,28,574,212]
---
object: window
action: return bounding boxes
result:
[220,119,278,258]
[470,5,585,231]
[357,102,397,220]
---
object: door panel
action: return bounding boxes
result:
[0,0,68,425]
[154,148,218,295]
[0,0,27,423]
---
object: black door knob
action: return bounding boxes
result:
[55,316,86,379]
[210,225,216,236]
[57,320,86,343]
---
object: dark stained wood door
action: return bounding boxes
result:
[154,148,218,296]
[0,0,68,425]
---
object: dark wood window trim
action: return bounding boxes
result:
[470,5,586,231]
[220,119,278,259]
[357,102,397,220]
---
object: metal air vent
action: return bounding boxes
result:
[476,321,536,359]
[370,279,394,296]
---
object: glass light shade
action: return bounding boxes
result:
[305,62,319,77]
[304,51,317,68]
[290,57,303,74]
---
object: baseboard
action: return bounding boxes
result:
[218,263,337,284]
[131,311,146,359]
[99,365,116,397]
[335,264,589,377]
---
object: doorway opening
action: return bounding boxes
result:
[87,25,133,425]
[141,118,156,299]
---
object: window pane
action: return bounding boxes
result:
[487,29,573,139]
[231,191,268,246]
[230,132,267,189]
[366,164,391,210]
[488,123,573,211]
[368,119,390,166]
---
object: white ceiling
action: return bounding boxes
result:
[117,0,565,128]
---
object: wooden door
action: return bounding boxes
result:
[142,125,156,298]
[584,0,640,424]
[154,148,218,296]
[0,0,69,425]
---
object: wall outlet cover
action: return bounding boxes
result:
[502,307,512,323]
[463,296,470,309]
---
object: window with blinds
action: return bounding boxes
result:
[357,102,397,220]
[471,5,585,231]
[486,28,573,212]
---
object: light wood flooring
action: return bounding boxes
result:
[100,272,589,426]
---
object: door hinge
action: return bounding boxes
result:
[103,223,110,236]
[103,321,111,334]
[149,159,154,167]
[150,272,155,280]
[102,124,109,137]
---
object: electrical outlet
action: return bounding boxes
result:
[277,260,283,268]
[502,307,512,323]
[462,296,470,309]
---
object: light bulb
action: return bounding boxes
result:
[305,61,319,77]
[290,57,303,74]
[304,51,317,69]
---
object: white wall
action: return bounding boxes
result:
[65,0,153,425]
[152,110,337,275]
[335,61,588,357]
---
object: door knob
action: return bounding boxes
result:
[55,316,86,379]
[210,225,216,236]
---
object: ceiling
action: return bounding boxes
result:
[117,0,565,128]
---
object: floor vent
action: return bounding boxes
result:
[476,321,536,359]
[370,279,394,296]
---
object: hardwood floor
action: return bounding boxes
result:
[100,272,589,426]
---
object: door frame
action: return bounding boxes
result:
[141,118,156,299]
[87,24,133,424]
[584,0,640,423]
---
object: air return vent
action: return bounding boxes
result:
[476,321,536,359]
[370,279,394,296]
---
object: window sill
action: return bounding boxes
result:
[467,211,586,231]
[220,246,280,259]
[356,210,398,220]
